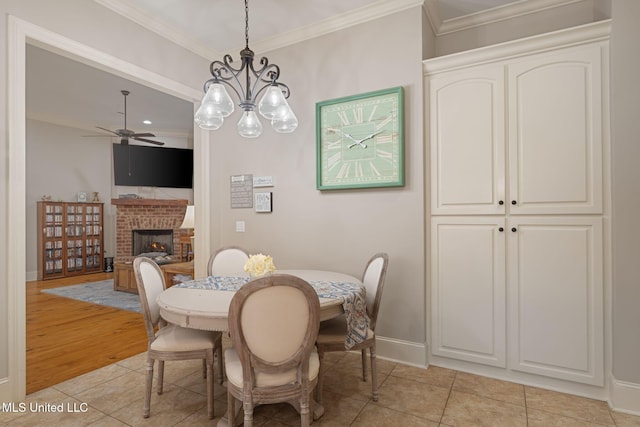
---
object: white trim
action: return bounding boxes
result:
[423,20,611,75]
[4,15,210,400]
[95,0,423,57]
[609,375,640,416]
[376,336,427,368]
[1,14,28,402]
[424,0,588,36]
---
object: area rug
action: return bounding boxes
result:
[42,280,141,313]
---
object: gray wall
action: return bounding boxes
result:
[206,7,426,346]
[611,0,640,385]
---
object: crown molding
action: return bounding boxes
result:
[423,19,610,75]
[95,0,424,59]
[251,0,424,54]
[425,0,588,36]
[94,0,221,59]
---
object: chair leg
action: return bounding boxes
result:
[216,343,224,385]
[300,394,310,427]
[143,357,155,418]
[316,348,325,404]
[157,360,165,395]
[206,355,214,419]
[227,390,235,427]
[370,344,378,402]
[202,359,207,379]
[243,400,254,427]
[361,348,367,381]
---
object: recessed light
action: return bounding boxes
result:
[143,120,152,125]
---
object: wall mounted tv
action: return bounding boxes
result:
[112,143,193,189]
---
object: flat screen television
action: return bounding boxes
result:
[112,143,193,189]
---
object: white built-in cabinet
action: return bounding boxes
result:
[424,22,609,386]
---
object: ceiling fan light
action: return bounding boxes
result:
[258,85,287,120]
[237,110,263,138]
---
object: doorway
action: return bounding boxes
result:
[5,15,210,399]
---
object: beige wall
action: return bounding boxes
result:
[206,8,426,347]
[25,119,193,280]
[611,0,640,385]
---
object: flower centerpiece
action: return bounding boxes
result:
[244,253,276,279]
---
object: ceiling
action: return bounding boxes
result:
[26,0,520,144]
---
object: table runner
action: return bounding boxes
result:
[174,275,370,349]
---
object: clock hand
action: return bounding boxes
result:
[347,130,383,149]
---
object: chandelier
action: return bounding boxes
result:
[194,0,298,138]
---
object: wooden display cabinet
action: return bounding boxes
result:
[37,201,104,280]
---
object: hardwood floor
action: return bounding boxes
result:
[26,272,148,394]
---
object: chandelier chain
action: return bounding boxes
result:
[244,0,249,49]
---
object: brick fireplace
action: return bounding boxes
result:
[111,198,189,263]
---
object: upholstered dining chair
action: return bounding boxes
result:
[206,246,250,276]
[133,257,223,419]
[225,274,321,427]
[315,252,389,403]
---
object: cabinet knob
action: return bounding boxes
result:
[498,227,504,232]
[511,227,517,232]
[498,200,504,205]
[511,200,517,205]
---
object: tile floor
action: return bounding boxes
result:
[2,343,640,426]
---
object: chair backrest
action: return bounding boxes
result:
[133,257,166,342]
[361,253,389,330]
[206,246,250,277]
[228,274,320,383]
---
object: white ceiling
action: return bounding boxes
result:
[26,0,519,144]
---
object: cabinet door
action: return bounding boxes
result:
[508,217,603,385]
[84,203,103,273]
[431,217,506,367]
[37,202,65,280]
[508,44,604,214]
[64,203,85,275]
[429,65,506,215]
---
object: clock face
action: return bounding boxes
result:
[316,87,404,190]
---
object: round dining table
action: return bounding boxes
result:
[156,269,363,426]
[157,269,361,331]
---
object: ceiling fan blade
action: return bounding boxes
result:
[133,136,165,146]
[95,126,120,136]
[131,132,156,138]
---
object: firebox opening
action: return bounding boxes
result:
[132,229,174,258]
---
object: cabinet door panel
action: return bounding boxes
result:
[508,44,603,214]
[430,66,505,214]
[431,217,506,367]
[508,217,603,385]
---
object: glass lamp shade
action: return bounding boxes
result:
[271,103,298,133]
[194,110,224,130]
[237,110,263,138]
[258,86,287,120]
[194,83,234,129]
[203,83,234,117]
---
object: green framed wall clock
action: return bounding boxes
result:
[316,86,404,190]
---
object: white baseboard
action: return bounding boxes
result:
[375,336,427,367]
[26,271,37,282]
[609,375,640,415]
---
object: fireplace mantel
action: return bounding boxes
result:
[111,198,188,207]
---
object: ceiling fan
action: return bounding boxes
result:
[95,90,164,146]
